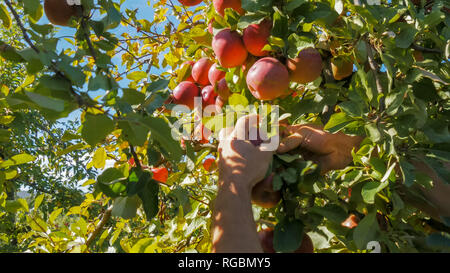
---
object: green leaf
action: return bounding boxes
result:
[286,0,307,12]
[0,4,11,29]
[126,71,148,82]
[112,195,140,219]
[361,180,388,204]
[324,112,353,133]
[142,117,183,164]
[96,168,127,198]
[118,114,150,147]
[121,89,145,105]
[280,168,297,184]
[88,74,111,91]
[25,91,65,112]
[273,218,304,252]
[395,25,418,49]
[241,0,273,13]
[138,179,160,221]
[0,153,35,169]
[287,34,314,58]
[81,114,115,147]
[309,204,347,224]
[272,7,289,39]
[147,79,169,93]
[353,211,379,250]
[34,194,45,211]
[237,13,267,29]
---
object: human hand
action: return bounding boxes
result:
[217,114,275,193]
[277,124,363,174]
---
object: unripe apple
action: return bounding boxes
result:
[208,63,226,86]
[213,0,245,16]
[212,29,248,68]
[44,0,80,26]
[173,81,200,109]
[178,0,203,6]
[243,19,272,57]
[286,47,323,84]
[192,58,214,86]
[331,58,353,80]
[201,85,218,106]
[246,57,290,100]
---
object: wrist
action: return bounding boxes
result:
[218,172,252,198]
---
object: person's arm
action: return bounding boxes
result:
[211,115,274,253]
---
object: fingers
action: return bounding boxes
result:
[278,125,331,155]
[231,114,260,140]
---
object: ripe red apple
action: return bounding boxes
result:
[178,0,203,6]
[215,78,231,101]
[208,63,226,86]
[246,57,290,100]
[258,228,314,253]
[341,214,359,229]
[286,47,323,84]
[215,95,225,112]
[203,158,217,171]
[44,0,80,26]
[201,85,218,106]
[192,58,214,86]
[151,167,168,183]
[213,0,245,16]
[173,81,200,109]
[243,19,272,57]
[212,29,248,68]
[251,173,281,208]
[181,61,196,82]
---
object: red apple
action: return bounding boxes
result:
[151,167,168,183]
[215,78,231,101]
[208,63,226,86]
[251,173,281,208]
[212,29,248,68]
[178,0,203,6]
[243,19,272,57]
[201,85,218,106]
[192,58,214,86]
[203,158,217,171]
[173,81,200,109]
[286,47,323,84]
[341,214,359,229]
[213,0,245,16]
[246,57,290,100]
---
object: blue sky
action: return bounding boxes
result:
[38,0,170,123]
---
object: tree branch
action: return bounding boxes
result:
[84,206,113,251]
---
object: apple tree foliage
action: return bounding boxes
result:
[0,0,449,253]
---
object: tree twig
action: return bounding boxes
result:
[84,206,113,250]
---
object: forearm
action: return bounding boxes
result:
[211,176,263,253]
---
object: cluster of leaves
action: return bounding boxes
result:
[0,0,448,253]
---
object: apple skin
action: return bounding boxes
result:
[44,0,80,26]
[178,0,203,6]
[251,173,281,208]
[192,58,214,86]
[173,81,200,109]
[213,0,245,16]
[212,29,248,68]
[341,214,360,229]
[243,19,272,57]
[208,63,226,86]
[181,61,196,82]
[258,228,314,253]
[208,19,215,34]
[246,57,290,100]
[286,47,323,84]
[215,78,231,101]
[331,58,353,81]
[201,85,218,106]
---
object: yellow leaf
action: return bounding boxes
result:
[93,147,106,169]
